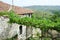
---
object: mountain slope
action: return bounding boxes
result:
[24,5,60,18]
[24,5,60,11]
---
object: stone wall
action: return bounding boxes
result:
[0,16,20,40]
[0,16,42,40]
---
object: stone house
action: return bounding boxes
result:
[0,1,34,40]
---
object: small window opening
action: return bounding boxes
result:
[19,25,22,34]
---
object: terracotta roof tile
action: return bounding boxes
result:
[0,1,33,15]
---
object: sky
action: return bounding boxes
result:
[0,0,60,7]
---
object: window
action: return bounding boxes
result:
[19,25,22,34]
[28,14,32,17]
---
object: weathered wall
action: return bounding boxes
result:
[18,25,26,40]
[0,16,20,40]
[0,16,30,40]
[0,16,42,40]
[32,27,41,37]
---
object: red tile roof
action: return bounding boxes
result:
[0,1,33,15]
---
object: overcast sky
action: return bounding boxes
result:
[0,0,60,7]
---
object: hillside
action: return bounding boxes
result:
[24,5,60,18]
[24,5,60,11]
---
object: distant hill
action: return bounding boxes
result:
[24,5,60,11]
[24,5,60,18]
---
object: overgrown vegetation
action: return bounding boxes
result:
[0,10,60,40]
